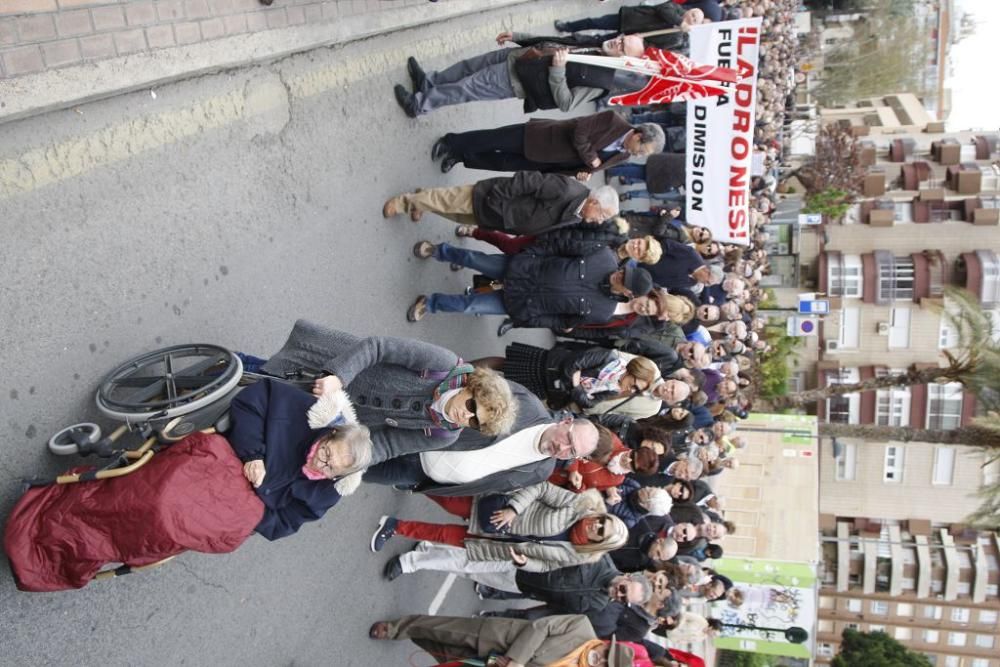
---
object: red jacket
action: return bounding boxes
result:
[548,433,629,491]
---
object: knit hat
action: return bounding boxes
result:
[623,265,654,296]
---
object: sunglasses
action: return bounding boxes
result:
[465,398,479,430]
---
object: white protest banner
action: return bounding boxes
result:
[685,18,762,246]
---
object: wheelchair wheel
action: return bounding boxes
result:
[96,344,243,422]
[48,423,102,456]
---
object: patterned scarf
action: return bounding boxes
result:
[425,362,476,432]
[578,356,628,396]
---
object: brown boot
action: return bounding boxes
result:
[407,296,429,322]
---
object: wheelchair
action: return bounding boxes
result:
[43,343,320,483]
[21,344,319,585]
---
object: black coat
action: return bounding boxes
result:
[543,345,619,409]
[503,244,624,330]
[472,171,590,235]
[227,379,341,541]
[610,517,662,572]
[647,238,705,291]
[643,152,687,194]
[619,2,685,33]
[515,554,621,614]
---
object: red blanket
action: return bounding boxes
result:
[4,432,264,592]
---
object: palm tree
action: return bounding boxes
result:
[817,415,1000,449]
[771,288,1000,411]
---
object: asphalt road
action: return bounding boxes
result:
[0,2,596,665]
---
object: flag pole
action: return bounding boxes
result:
[637,27,683,38]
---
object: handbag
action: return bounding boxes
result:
[476,493,512,535]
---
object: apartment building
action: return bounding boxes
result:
[771,92,1000,666]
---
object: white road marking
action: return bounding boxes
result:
[428,573,457,615]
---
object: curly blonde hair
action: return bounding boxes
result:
[466,367,517,436]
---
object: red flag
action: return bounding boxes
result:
[609,47,739,106]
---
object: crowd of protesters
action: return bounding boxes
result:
[257,1,801,665]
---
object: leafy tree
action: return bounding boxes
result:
[757,328,804,401]
[807,0,926,106]
[802,187,853,221]
[717,649,780,667]
[779,124,864,221]
[832,629,932,666]
[772,289,1000,410]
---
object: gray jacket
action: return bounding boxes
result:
[464,483,608,573]
[416,382,557,497]
[261,320,466,465]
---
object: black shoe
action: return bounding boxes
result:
[371,515,398,552]
[497,319,514,337]
[554,20,569,32]
[440,156,458,173]
[407,57,427,93]
[384,556,404,581]
[431,137,450,161]
[394,84,417,119]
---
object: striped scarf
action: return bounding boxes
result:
[426,362,475,432]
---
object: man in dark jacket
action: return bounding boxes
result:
[393,31,649,117]
[480,556,637,612]
[555,1,714,38]
[364,411,600,497]
[407,240,654,333]
[484,567,657,641]
[648,237,715,291]
[382,172,617,234]
[434,110,665,177]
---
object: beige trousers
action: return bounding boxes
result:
[390,185,478,225]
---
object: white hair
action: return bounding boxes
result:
[590,185,620,218]
[643,488,673,516]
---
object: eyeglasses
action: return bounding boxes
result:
[313,443,337,476]
[465,397,480,430]
[564,422,579,458]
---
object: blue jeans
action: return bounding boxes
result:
[621,188,684,202]
[425,243,510,315]
[606,163,646,183]
[427,291,508,315]
[560,14,620,31]
[434,242,509,278]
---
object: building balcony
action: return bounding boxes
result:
[945,163,983,194]
[914,533,932,598]
[863,250,917,304]
[956,250,1000,308]
[911,250,948,302]
[963,195,1000,225]
[972,540,989,603]
[973,133,1000,160]
[899,160,933,190]
[889,137,917,162]
[837,521,851,592]
[863,170,887,197]
[940,528,959,601]
[931,138,961,165]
